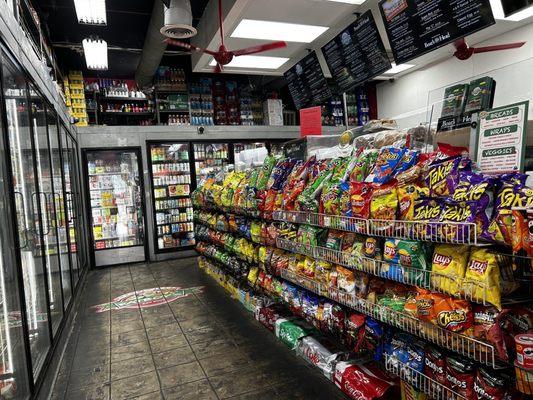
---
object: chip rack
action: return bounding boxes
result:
[279,268,501,368]
[272,210,479,245]
[275,237,491,305]
[384,354,467,400]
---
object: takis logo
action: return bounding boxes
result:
[93,286,204,313]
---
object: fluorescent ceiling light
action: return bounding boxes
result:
[74,0,106,25]
[232,19,329,43]
[324,0,366,4]
[82,38,108,70]
[489,0,533,21]
[384,62,414,74]
[209,56,289,69]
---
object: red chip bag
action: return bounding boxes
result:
[446,356,476,399]
[344,313,366,354]
[350,182,372,218]
[473,305,510,361]
[334,361,395,400]
[474,368,512,400]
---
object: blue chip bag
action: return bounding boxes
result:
[373,146,406,184]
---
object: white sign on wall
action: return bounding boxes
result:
[476,101,529,174]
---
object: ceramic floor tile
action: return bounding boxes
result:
[153,346,197,370]
[157,360,207,389]
[162,378,218,400]
[111,340,151,363]
[111,355,155,380]
[149,333,189,354]
[110,371,160,400]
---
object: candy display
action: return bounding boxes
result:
[193,136,533,400]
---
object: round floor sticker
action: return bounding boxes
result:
[93,286,204,313]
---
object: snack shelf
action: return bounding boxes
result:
[384,354,466,400]
[278,268,500,368]
[272,211,479,245]
[275,237,491,305]
[514,362,533,395]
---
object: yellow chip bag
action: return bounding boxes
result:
[463,248,501,309]
[247,267,259,286]
[431,244,470,296]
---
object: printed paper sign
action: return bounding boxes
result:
[300,106,323,137]
[476,101,528,174]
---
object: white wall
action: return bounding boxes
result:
[376,22,533,129]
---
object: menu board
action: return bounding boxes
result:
[284,51,332,110]
[379,0,495,64]
[476,101,528,174]
[322,10,391,92]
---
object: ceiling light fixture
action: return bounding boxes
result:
[74,0,107,25]
[82,38,108,70]
[489,0,533,21]
[384,62,414,74]
[209,55,289,69]
[324,0,366,4]
[231,19,329,43]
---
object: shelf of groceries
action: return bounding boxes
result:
[190,120,533,399]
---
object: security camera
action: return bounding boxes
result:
[197,126,205,134]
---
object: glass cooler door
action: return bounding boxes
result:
[86,148,146,267]
[192,143,231,185]
[148,142,195,252]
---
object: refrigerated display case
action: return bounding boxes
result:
[147,142,195,252]
[84,148,147,267]
[192,143,231,184]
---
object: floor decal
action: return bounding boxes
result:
[93,286,204,312]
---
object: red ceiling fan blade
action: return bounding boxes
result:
[453,37,467,49]
[472,42,526,53]
[218,0,224,47]
[232,41,287,56]
[164,39,219,56]
[214,63,223,73]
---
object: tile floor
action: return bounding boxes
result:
[50,257,346,399]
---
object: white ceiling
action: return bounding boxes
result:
[190,0,533,79]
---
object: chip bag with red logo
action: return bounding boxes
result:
[334,361,395,400]
[373,146,406,184]
[431,244,470,297]
[464,248,501,309]
[445,355,476,399]
[434,296,473,334]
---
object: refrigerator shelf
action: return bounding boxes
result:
[88,172,130,176]
[155,206,192,211]
[92,204,133,209]
[154,195,190,200]
[157,230,194,236]
[150,159,190,164]
[153,184,190,189]
[95,234,138,241]
[156,221,193,226]
[194,158,229,162]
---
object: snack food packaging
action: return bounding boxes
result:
[473,305,509,361]
[445,355,476,399]
[257,304,292,332]
[424,345,446,395]
[400,381,427,400]
[334,361,395,400]
[464,248,501,309]
[431,244,470,296]
[515,360,533,395]
[274,318,315,350]
[373,146,406,184]
[515,333,533,369]
[344,312,366,353]
[370,181,398,234]
[473,368,511,400]
[397,240,431,287]
[297,335,347,380]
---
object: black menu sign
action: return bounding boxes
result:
[379,0,495,64]
[284,51,332,110]
[322,10,391,92]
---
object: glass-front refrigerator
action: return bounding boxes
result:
[2,51,52,383]
[147,142,195,252]
[0,47,31,400]
[85,148,147,267]
[192,142,231,185]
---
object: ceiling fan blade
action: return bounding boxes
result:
[232,41,287,56]
[214,63,223,73]
[472,42,526,53]
[164,39,219,56]
[453,37,467,49]
[218,0,225,47]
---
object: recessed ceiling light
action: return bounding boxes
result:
[384,62,414,74]
[231,19,329,43]
[489,0,533,21]
[74,0,106,25]
[209,56,289,69]
[82,38,108,70]
[324,0,366,4]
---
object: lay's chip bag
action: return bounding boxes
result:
[463,248,501,309]
[431,244,470,297]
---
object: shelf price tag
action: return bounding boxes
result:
[476,101,529,174]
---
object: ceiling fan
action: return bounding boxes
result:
[164,0,287,72]
[453,37,525,60]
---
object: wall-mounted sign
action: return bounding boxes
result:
[284,51,332,110]
[322,10,391,92]
[379,0,495,64]
[476,101,528,174]
[300,106,323,137]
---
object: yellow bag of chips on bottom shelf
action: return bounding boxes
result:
[463,248,501,309]
[431,244,470,297]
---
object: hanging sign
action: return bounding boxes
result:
[300,106,323,137]
[379,0,495,64]
[476,101,529,174]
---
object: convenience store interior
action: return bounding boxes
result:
[1,0,533,399]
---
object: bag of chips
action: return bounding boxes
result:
[431,244,470,296]
[438,200,478,242]
[397,240,431,287]
[334,361,395,400]
[337,266,356,294]
[344,313,366,354]
[397,183,428,221]
[474,368,512,400]
[256,155,277,191]
[473,305,509,361]
[445,355,476,399]
[425,155,461,197]
[370,181,398,234]
[411,197,444,240]
[349,182,373,219]
[373,146,406,184]
[424,345,446,395]
[464,248,501,309]
[434,296,473,334]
